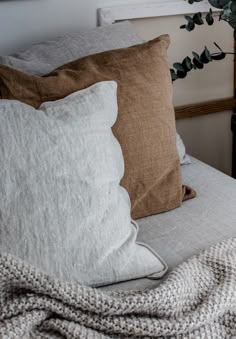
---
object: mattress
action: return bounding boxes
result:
[102,157,236,291]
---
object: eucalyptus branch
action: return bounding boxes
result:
[171,0,236,82]
[171,44,235,82]
[180,9,215,31]
[182,0,236,32]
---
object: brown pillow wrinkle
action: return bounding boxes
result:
[0,35,189,219]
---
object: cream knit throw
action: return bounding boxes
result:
[1,238,236,338]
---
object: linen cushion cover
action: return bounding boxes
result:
[0,21,141,76]
[176,133,191,165]
[0,36,187,219]
[0,81,167,286]
[0,21,191,166]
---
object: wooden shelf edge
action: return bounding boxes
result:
[175,97,236,119]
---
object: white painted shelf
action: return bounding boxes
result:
[98,0,217,26]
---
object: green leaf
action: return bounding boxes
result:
[193,57,204,69]
[182,56,193,71]
[231,1,236,11]
[193,12,204,25]
[177,70,187,79]
[206,8,214,25]
[229,13,236,29]
[200,46,212,63]
[192,51,201,62]
[204,47,213,61]
[173,62,186,72]
[221,3,233,21]
[211,52,226,60]
[208,0,231,9]
[186,21,195,31]
[170,69,178,82]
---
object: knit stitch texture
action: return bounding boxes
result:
[1,238,236,338]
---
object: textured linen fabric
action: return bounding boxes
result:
[0,81,167,287]
[0,35,186,219]
[0,21,141,76]
[102,157,236,291]
[2,238,236,338]
[176,133,191,165]
[0,22,190,166]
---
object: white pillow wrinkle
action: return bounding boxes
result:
[0,81,167,287]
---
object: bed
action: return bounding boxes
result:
[1,156,236,338]
[103,156,236,291]
[1,2,236,338]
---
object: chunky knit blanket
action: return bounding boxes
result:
[1,238,236,339]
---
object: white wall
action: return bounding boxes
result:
[0,0,143,54]
[0,0,234,175]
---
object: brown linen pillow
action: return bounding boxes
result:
[0,35,192,219]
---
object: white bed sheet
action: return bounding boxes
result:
[102,157,236,291]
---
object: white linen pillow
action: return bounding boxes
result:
[0,22,141,76]
[0,81,167,286]
[176,133,191,165]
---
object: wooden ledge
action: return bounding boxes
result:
[175,97,236,119]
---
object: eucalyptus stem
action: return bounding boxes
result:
[171,0,235,81]
[170,43,234,82]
